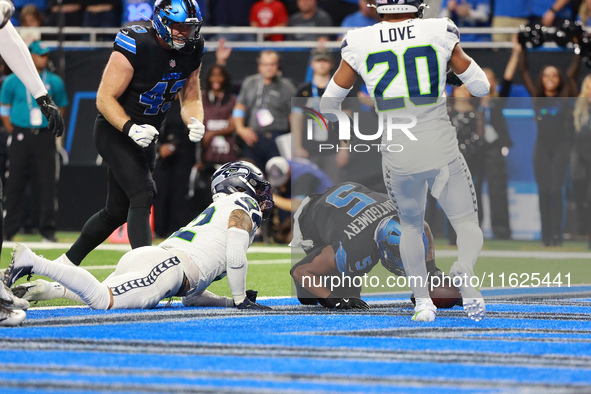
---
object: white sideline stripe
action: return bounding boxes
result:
[83,259,292,270]
[3,242,292,254]
[6,241,591,259]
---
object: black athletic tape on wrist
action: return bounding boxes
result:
[122,120,134,134]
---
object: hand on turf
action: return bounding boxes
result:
[236,297,272,311]
[36,94,65,137]
[128,124,159,148]
[336,298,369,310]
[188,117,205,143]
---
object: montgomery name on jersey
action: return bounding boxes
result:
[339,18,462,174]
[160,192,262,294]
[111,25,204,128]
[295,183,400,276]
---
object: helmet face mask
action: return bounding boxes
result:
[152,0,202,52]
[211,161,275,220]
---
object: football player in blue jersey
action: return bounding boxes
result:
[57,0,207,269]
[290,182,454,310]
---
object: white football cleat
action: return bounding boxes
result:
[412,298,437,322]
[5,244,37,288]
[0,305,26,327]
[12,279,63,302]
[0,281,29,310]
[449,262,486,321]
[462,298,486,322]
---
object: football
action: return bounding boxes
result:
[410,277,462,309]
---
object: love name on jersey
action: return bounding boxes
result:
[379,25,415,43]
[344,200,396,240]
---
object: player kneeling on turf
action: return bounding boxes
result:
[290,182,460,312]
[6,162,274,311]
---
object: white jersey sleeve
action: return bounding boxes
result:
[444,18,460,57]
[159,192,262,294]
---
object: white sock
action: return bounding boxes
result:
[33,256,111,309]
[452,216,483,272]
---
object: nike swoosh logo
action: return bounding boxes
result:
[343,299,349,303]
[11,268,26,284]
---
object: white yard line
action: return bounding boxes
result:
[6,241,591,260]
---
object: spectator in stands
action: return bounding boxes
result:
[288,0,333,41]
[577,0,591,26]
[492,0,528,42]
[210,0,255,40]
[341,0,377,29]
[318,0,358,26]
[45,0,83,26]
[481,67,513,239]
[516,41,580,246]
[153,99,195,238]
[250,0,289,41]
[440,0,491,42]
[83,1,120,27]
[265,156,333,243]
[18,4,44,45]
[0,41,68,242]
[536,0,573,27]
[233,49,296,172]
[200,62,238,180]
[10,0,46,26]
[571,73,591,248]
[292,47,347,182]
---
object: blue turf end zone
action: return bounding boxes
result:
[0,296,590,393]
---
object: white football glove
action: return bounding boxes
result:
[188,117,205,143]
[128,123,159,148]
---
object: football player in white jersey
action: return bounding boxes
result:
[319,0,489,322]
[4,161,274,311]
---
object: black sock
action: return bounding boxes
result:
[66,210,123,265]
[127,206,152,249]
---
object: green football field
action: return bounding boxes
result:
[1,232,590,307]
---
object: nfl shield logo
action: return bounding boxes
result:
[169,59,176,68]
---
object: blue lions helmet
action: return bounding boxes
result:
[374,216,428,276]
[211,161,274,219]
[152,0,202,51]
[373,0,426,18]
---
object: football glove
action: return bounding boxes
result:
[0,0,14,29]
[336,297,370,310]
[188,117,205,143]
[446,69,463,87]
[236,297,272,310]
[128,123,159,148]
[36,94,65,137]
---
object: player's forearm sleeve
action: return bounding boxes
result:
[319,78,352,121]
[0,22,48,99]
[226,227,250,305]
[182,289,233,308]
[456,60,490,97]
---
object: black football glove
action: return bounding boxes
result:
[36,94,64,137]
[446,69,463,87]
[246,289,258,303]
[336,297,370,310]
[236,297,272,311]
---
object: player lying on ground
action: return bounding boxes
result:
[290,182,460,313]
[5,162,274,311]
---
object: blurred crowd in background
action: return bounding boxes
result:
[1,1,591,249]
